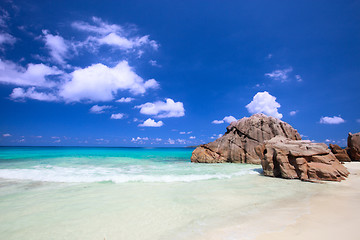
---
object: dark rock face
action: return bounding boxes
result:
[347,132,360,161]
[191,114,301,164]
[329,144,351,162]
[256,136,349,182]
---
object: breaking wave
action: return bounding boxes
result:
[0,165,260,183]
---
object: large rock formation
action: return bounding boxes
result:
[329,144,351,162]
[256,136,349,182]
[191,114,301,164]
[347,132,360,161]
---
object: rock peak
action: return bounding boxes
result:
[191,114,301,164]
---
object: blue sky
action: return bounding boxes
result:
[0,0,359,146]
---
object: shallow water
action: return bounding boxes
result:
[0,147,326,239]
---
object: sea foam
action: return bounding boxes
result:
[0,165,259,183]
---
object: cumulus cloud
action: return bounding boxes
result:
[246,91,283,119]
[4,60,158,103]
[135,98,185,118]
[320,116,345,124]
[138,118,164,127]
[89,105,112,114]
[0,59,62,87]
[2,133,11,137]
[42,30,69,65]
[212,120,224,124]
[110,113,124,119]
[265,67,293,82]
[1,17,162,105]
[189,136,196,139]
[72,17,159,52]
[212,115,237,124]
[223,116,237,123]
[10,87,58,101]
[59,61,159,102]
[116,97,135,103]
[289,110,298,116]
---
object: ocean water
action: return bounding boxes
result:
[0,147,327,240]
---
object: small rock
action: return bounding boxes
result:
[347,132,360,161]
[329,144,351,162]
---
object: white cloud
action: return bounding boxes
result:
[267,54,272,59]
[189,136,196,139]
[357,119,360,123]
[320,116,345,124]
[246,91,283,119]
[116,97,135,103]
[59,61,159,102]
[72,17,122,35]
[97,33,157,51]
[212,115,237,124]
[72,17,159,52]
[135,98,185,118]
[0,59,62,87]
[10,87,58,101]
[290,110,298,116]
[223,116,237,123]
[138,118,164,127]
[2,133,11,137]
[0,33,16,46]
[131,137,149,142]
[295,75,303,82]
[265,67,293,82]
[180,131,192,134]
[110,113,124,119]
[149,60,160,67]
[155,138,162,141]
[167,138,175,144]
[42,30,69,65]
[89,105,112,114]
[177,139,186,144]
[212,120,224,124]
[0,10,10,28]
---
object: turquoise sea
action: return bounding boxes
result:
[0,147,327,240]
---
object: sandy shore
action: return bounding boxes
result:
[197,162,360,240]
[255,162,360,240]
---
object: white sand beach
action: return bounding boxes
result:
[255,162,360,240]
[198,162,360,240]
